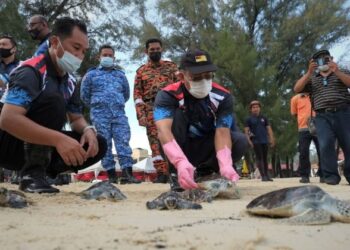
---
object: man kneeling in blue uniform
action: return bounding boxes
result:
[154,49,249,191]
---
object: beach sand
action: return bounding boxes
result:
[1,177,350,250]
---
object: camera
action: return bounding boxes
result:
[316,57,329,66]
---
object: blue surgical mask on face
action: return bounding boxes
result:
[100,57,114,68]
[55,39,82,74]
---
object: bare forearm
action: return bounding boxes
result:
[215,128,232,152]
[0,113,64,146]
[155,119,175,145]
[334,70,350,87]
[294,72,311,93]
[69,115,89,134]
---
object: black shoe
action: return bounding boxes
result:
[324,178,340,185]
[107,169,118,184]
[320,177,325,183]
[299,177,310,183]
[261,176,269,182]
[120,168,141,184]
[267,176,273,182]
[152,174,169,184]
[19,175,59,193]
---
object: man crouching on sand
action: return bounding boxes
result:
[0,17,107,193]
[154,49,249,191]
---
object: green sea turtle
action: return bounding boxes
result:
[196,173,241,199]
[0,187,28,208]
[146,191,202,210]
[246,185,350,225]
[80,181,127,201]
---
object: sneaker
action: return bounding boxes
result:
[152,174,169,184]
[19,175,59,193]
[299,177,310,183]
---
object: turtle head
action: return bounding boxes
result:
[164,196,178,210]
[335,200,350,223]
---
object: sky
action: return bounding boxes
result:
[120,37,350,155]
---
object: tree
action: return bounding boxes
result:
[126,0,350,163]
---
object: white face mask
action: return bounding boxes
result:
[318,64,329,72]
[55,39,82,74]
[188,78,212,98]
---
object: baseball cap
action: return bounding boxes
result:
[180,49,217,74]
[249,100,261,109]
[312,50,330,60]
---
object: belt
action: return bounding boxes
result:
[316,105,350,113]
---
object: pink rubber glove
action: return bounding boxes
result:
[217,146,240,183]
[162,139,198,189]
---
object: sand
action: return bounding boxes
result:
[1,177,350,250]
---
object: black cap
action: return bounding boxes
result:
[312,50,330,60]
[180,49,217,74]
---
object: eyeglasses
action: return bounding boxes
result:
[190,72,214,81]
[27,22,42,28]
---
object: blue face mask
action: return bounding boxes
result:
[100,57,114,68]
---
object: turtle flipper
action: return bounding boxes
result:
[176,198,202,210]
[283,208,331,225]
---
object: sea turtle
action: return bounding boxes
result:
[146,191,202,210]
[180,189,213,203]
[196,173,241,199]
[0,187,28,209]
[80,181,127,201]
[246,185,350,225]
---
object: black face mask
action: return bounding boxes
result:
[0,48,14,58]
[29,29,41,40]
[149,51,161,62]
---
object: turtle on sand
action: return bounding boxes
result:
[246,185,350,225]
[80,181,127,201]
[180,189,213,203]
[196,173,241,199]
[146,191,202,210]
[0,187,28,208]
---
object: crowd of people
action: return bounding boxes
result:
[0,15,349,194]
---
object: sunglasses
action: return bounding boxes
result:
[322,77,328,86]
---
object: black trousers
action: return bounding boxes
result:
[167,109,249,177]
[298,130,323,178]
[0,92,106,174]
[253,143,268,177]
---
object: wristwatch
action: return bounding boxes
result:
[83,125,97,135]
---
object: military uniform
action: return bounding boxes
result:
[134,60,178,176]
[81,66,133,172]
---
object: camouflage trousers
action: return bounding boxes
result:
[145,107,168,175]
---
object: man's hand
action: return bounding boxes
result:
[328,59,339,73]
[55,135,87,166]
[307,59,318,75]
[176,161,198,190]
[80,129,99,159]
[269,137,276,148]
